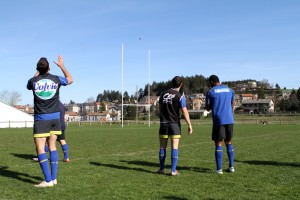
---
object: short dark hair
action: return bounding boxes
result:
[208,75,220,84]
[36,57,49,74]
[171,76,183,88]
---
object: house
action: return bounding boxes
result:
[240,93,257,101]
[236,83,247,92]
[248,81,257,88]
[99,112,112,121]
[281,89,293,99]
[81,102,97,114]
[186,94,205,110]
[65,111,80,122]
[87,112,102,121]
[107,107,121,121]
[65,104,80,113]
[14,104,34,115]
[241,99,274,114]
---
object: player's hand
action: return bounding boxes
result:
[53,55,64,68]
[188,126,193,135]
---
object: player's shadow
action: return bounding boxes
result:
[90,162,156,174]
[11,153,36,160]
[0,166,41,184]
[236,160,300,167]
[120,160,211,173]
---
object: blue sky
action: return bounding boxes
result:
[0,0,299,105]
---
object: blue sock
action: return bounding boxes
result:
[215,146,223,170]
[38,153,51,182]
[226,144,234,168]
[44,145,49,153]
[159,148,166,171]
[62,144,69,160]
[171,149,178,173]
[50,150,58,180]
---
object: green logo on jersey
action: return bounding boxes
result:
[34,79,58,100]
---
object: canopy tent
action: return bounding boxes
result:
[0,102,33,128]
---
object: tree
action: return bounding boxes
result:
[257,88,265,99]
[296,87,300,102]
[138,88,144,101]
[0,90,21,106]
[125,105,136,120]
[86,97,95,103]
[99,102,106,111]
[289,89,299,111]
[296,87,300,108]
[123,91,130,103]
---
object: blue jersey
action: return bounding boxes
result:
[205,85,234,125]
[59,101,66,130]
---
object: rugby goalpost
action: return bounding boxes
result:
[121,44,151,127]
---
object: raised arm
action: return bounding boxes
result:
[53,55,73,85]
[33,71,40,77]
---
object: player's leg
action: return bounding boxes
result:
[214,140,223,173]
[48,133,59,183]
[158,137,168,173]
[212,126,225,174]
[170,123,181,176]
[35,137,53,182]
[48,119,61,183]
[33,142,48,162]
[58,130,69,162]
[225,124,234,172]
[60,140,70,162]
[33,121,53,187]
[171,138,180,175]
[44,143,49,153]
[158,123,168,174]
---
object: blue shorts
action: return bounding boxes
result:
[159,122,181,139]
[33,119,62,138]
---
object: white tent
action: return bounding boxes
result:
[0,102,34,128]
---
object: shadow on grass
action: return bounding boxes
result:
[90,162,156,174]
[163,196,188,200]
[11,153,36,160]
[90,160,211,174]
[0,166,41,184]
[236,160,300,167]
[120,160,211,173]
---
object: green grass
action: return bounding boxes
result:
[0,123,300,200]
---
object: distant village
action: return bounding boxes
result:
[14,80,295,122]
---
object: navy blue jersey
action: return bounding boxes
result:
[59,101,66,130]
[205,85,234,125]
[159,88,187,123]
[27,73,68,120]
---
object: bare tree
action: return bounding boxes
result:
[0,90,22,106]
[0,90,9,104]
[86,97,95,103]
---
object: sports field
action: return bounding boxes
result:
[0,123,299,200]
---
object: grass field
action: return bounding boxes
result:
[0,123,300,200]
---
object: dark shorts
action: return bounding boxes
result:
[33,119,62,138]
[57,129,66,141]
[212,124,234,141]
[159,122,181,139]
